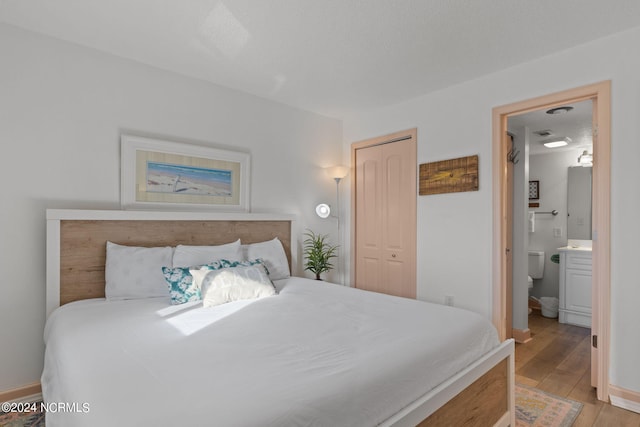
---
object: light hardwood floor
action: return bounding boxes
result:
[516,311,640,426]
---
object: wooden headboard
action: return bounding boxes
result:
[46,209,296,317]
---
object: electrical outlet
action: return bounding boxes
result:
[553,227,562,238]
[444,295,454,306]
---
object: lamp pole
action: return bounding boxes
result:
[335,176,343,285]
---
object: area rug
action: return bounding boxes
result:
[516,384,583,427]
[0,402,44,427]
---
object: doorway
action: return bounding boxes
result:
[508,98,593,340]
[492,81,611,401]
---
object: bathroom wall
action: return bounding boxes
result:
[528,148,587,298]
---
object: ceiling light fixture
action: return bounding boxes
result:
[546,106,574,115]
[541,137,571,148]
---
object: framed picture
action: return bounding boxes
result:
[528,180,540,200]
[121,135,250,211]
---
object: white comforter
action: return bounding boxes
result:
[42,277,498,427]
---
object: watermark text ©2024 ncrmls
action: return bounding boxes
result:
[2,401,90,414]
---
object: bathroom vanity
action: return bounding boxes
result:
[558,242,592,328]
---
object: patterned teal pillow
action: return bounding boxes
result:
[198,258,268,273]
[162,266,197,305]
[162,259,227,305]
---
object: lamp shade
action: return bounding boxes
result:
[325,165,349,180]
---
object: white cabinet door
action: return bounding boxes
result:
[565,269,592,314]
[559,251,592,328]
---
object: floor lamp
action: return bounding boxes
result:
[315,165,349,284]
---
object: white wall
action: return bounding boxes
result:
[0,24,342,392]
[343,26,640,394]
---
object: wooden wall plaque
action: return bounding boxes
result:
[419,155,479,196]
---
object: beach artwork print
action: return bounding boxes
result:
[146,161,232,197]
[122,135,249,211]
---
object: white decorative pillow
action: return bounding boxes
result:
[173,239,242,267]
[105,241,173,300]
[191,262,276,308]
[242,238,290,280]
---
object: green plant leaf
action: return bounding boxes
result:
[303,229,339,280]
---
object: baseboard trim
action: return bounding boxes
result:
[610,385,640,414]
[512,328,532,344]
[0,383,42,403]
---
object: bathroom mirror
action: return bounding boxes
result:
[567,166,592,239]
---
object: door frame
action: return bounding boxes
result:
[491,81,611,401]
[350,128,417,293]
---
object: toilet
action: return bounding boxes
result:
[528,251,545,288]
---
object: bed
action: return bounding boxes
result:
[44,209,515,426]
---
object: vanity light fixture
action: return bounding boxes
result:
[542,137,571,148]
[578,150,593,166]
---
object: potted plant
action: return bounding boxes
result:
[303,230,338,280]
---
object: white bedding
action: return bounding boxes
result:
[42,277,499,427]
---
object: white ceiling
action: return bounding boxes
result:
[2,0,640,118]
[508,99,593,155]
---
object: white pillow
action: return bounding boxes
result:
[105,241,173,300]
[173,239,242,267]
[191,263,276,308]
[242,238,290,280]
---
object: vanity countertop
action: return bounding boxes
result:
[558,239,592,252]
[558,246,592,252]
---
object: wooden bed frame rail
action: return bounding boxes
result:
[385,339,515,427]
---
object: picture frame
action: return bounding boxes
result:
[121,135,250,212]
[528,180,540,200]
